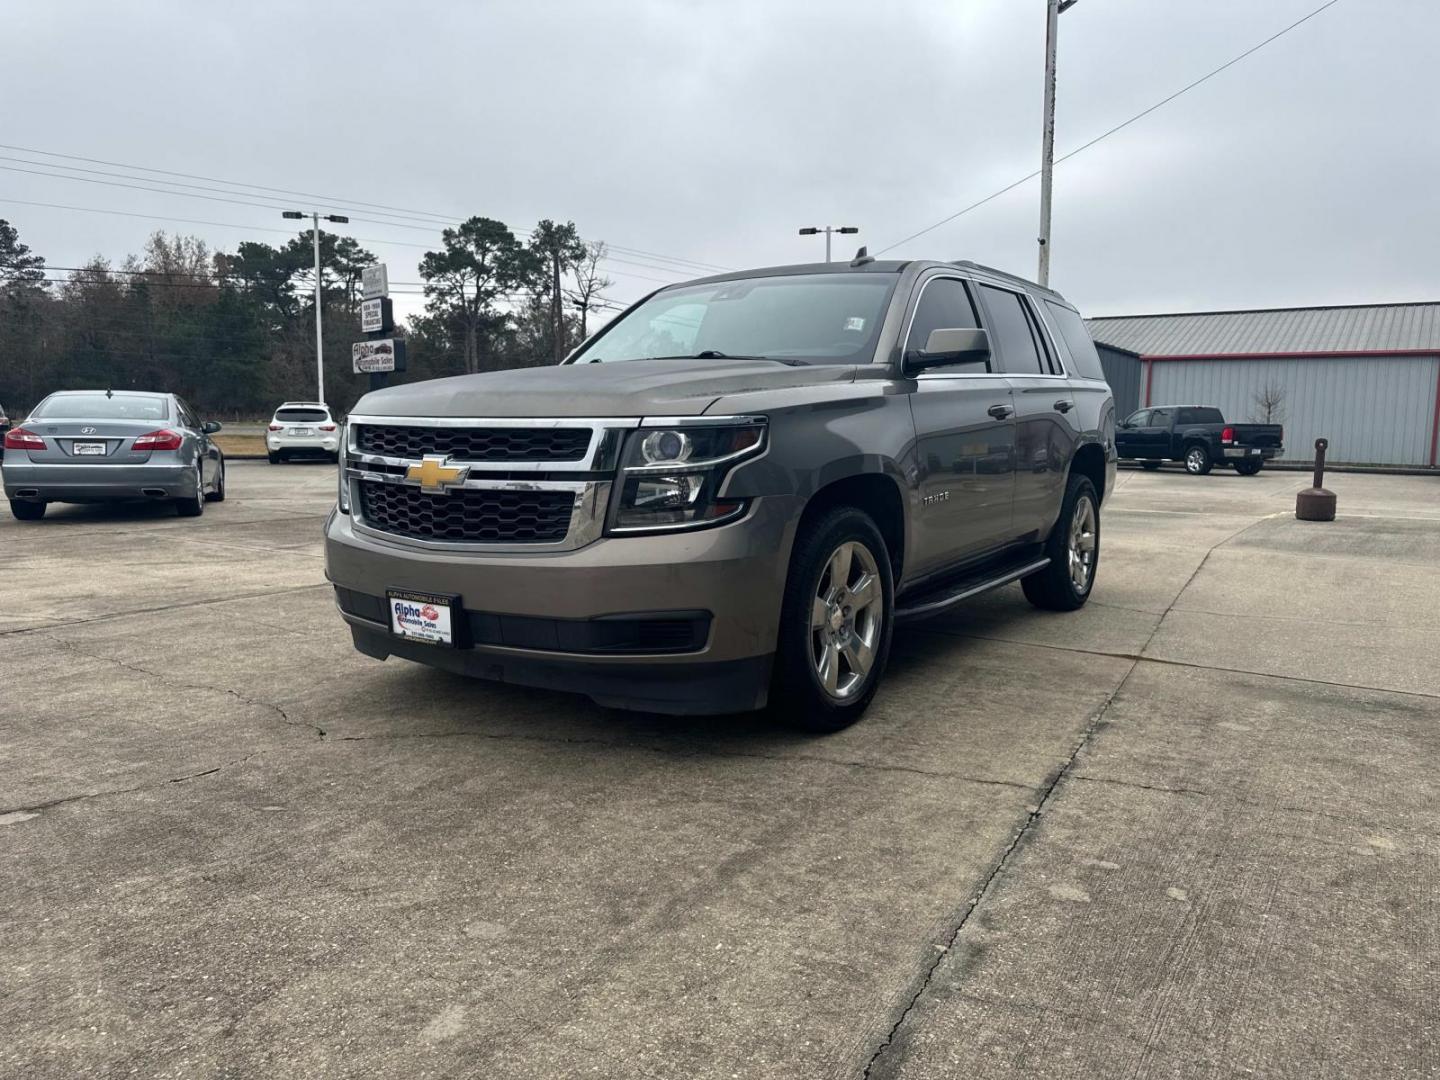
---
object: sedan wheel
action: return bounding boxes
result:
[175,466,205,517]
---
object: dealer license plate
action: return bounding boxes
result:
[73,441,107,456]
[387,589,457,646]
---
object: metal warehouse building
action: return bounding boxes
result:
[1086,302,1440,469]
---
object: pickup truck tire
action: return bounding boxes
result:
[9,498,46,521]
[1183,443,1213,476]
[1022,473,1099,612]
[771,506,894,733]
[1233,459,1264,476]
[1140,460,1163,471]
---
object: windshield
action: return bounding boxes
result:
[32,394,169,421]
[571,273,897,365]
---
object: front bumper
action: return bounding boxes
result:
[2,459,197,503]
[323,495,802,714]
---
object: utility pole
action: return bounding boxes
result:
[551,239,564,365]
[798,225,859,263]
[282,209,350,403]
[1038,0,1076,287]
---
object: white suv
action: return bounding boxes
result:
[267,402,340,463]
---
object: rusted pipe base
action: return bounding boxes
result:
[1296,487,1337,521]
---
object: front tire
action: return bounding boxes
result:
[9,499,46,521]
[770,506,894,733]
[1183,443,1213,475]
[1233,459,1264,476]
[1023,473,1099,612]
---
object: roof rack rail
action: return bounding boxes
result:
[950,260,1061,296]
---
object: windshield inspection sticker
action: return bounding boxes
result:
[844,316,866,332]
[387,589,456,646]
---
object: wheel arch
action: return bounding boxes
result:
[797,472,907,583]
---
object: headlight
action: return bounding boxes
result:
[337,421,351,514]
[610,419,766,532]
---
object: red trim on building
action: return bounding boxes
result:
[1431,363,1440,468]
[1139,348,1440,362]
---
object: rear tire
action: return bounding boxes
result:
[205,459,226,501]
[770,506,894,734]
[1140,460,1163,471]
[175,467,205,517]
[1183,443,1213,475]
[1023,473,1099,612]
[1233,459,1264,476]
[268,451,281,464]
[9,499,46,521]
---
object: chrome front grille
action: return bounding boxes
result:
[358,481,575,544]
[344,415,632,552]
[355,423,591,463]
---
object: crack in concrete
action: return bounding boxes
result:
[0,582,331,637]
[860,511,1264,1079]
[1,753,260,817]
[26,631,326,740]
[1069,773,1378,826]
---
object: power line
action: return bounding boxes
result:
[875,0,1346,255]
[0,141,733,273]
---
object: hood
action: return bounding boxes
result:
[350,358,859,419]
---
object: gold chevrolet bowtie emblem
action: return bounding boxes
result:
[406,454,470,494]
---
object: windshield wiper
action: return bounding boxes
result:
[651,350,806,366]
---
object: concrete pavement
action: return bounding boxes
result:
[1,461,1436,1078]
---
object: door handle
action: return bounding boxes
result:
[1053,399,1074,413]
[987,404,1014,420]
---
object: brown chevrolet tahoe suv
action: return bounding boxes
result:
[324,257,1117,731]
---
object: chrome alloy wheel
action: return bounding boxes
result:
[1068,494,1097,592]
[1185,446,1207,473]
[810,540,883,700]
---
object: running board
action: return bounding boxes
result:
[894,557,1050,624]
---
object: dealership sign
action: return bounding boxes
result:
[361,263,389,300]
[352,338,407,374]
[360,296,393,334]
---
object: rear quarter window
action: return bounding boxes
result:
[1043,301,1106,381]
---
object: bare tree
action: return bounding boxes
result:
[564,240,614,341]
[1252,382,1287,424]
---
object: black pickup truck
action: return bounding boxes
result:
[1115,405,1283,475]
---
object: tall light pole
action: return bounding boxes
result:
[798,225,859,263]
[282,210,350,404]
[1038,0,1077,287]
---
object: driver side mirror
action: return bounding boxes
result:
[202,420,223,434]
[906,327,991,374]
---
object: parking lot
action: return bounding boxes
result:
[2,460,1436,1078]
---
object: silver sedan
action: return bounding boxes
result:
[2,390,225,521]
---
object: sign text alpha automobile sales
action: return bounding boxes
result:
[352,338,407,374]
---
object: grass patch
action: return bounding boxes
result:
[213,433,268,457]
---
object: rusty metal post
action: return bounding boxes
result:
[1296,437,1337,521]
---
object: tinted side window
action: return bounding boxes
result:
[905,278,980,359]
[1126,410,1150,427]
[978,285,1045,375]
[1043,300,1107,381]
[1150,408,1174,427]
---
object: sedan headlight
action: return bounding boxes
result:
[610,419,766,532]
[337,421,351,514]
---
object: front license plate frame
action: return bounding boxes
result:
[386,588,461,647]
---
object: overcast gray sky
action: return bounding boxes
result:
[3,0,1434,322]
